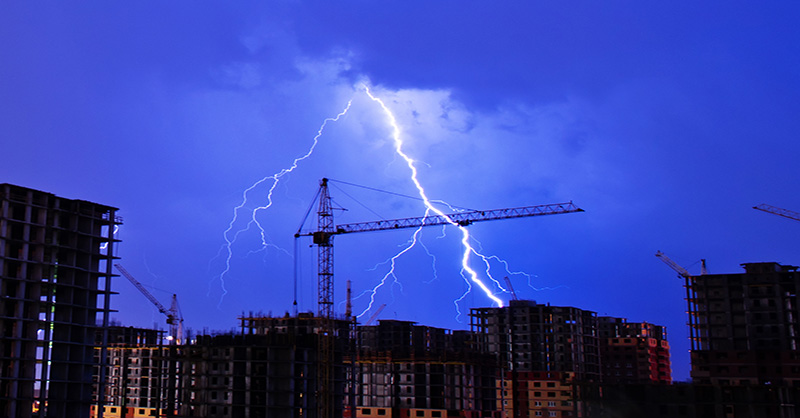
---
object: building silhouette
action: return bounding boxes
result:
[470,300,602,418]
[598,316,671,384]
[0,184,120,418]
[686,262,800,386]
[352,319,500,418]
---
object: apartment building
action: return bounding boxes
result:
[598,317,671,384]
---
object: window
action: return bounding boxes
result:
[548,401,556,407]
[416,411,425,417]
[432,412,441,418]
[363,409,372,415]
[379,410,387,416]
[549,412,557,417]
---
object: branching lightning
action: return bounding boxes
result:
[216,84,542,318]
[214,100,353,305]
[361,85,507,316]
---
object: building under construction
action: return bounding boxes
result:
[685,262,800,387]
[470,300,602,418]
[176,313,352,418]
[0,183,120,418]
[92,326,178,418]
[351,319,500,418]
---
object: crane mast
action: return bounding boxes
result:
[114,264,183,344]
[297,178,584,418]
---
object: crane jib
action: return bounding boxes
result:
[333,202,583,235]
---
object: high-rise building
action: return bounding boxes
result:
[0,183,120,417]
[470,300,601,381]
[685,262,800,385]
[470,300,601,418]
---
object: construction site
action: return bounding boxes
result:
[4,183,800,418]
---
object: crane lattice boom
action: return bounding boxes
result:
[114,264,182,343]
[115,264,170,315]
[754,204,800,222]
[365,304,387,326]
[298,201,583,241]
[504,276,519,301]
[334,202,583,234]
[655,251,691,279]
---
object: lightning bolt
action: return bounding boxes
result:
[362,85,506,316]
[100,225,120,250]
[214,100,353,305]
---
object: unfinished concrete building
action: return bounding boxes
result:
[92,326,178,418]
[351,320,500,418]
[685,262,800,386]
[0,183,120,418]
[470,300,600,380]
[178,313,351,418]
[470,300,601,418]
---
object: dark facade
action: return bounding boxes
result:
[598,317,671,384]
[178,313,351,418]
[470,300,601,418]
[685,262,800,385]
[470,300,601,382]
[0,184,120,418]
[352,320,500,418]
[595,382,800,418]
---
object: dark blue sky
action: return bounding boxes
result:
[4,2,800,381]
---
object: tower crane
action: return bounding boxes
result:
[295,178,584,418]
[754,204,800,222]
[114,264,184,345]
[655,251,710,352]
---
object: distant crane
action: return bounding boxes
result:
[655,250,705,351]
[503,276,519,301]
[656,251,708,277]
[295,178,584,418]
[364,304,387,326]
[114,264,184,344]
[754,204,800,222]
